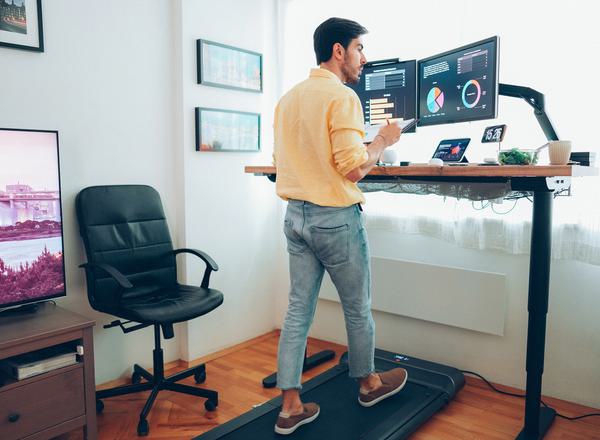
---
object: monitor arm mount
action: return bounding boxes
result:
[499,83,559,142]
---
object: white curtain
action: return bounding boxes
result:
[363,175,600,266]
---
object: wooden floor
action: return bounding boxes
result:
[58,331,600,439]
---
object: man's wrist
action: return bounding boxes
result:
[374,134,387,145]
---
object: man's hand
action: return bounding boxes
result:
[374,120,401,146]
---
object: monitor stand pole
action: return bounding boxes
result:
[500,83,559,440]
[262,346,335,388]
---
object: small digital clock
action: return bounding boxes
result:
[481,124,507,143]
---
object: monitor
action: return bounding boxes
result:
[347,58,417,133]
[0,128,66,310]
[418,36,499,126]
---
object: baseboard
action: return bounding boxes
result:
[96,329,281,390]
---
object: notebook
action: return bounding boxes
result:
[364,118,417,143]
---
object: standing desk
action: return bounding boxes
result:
[246,163,598,439]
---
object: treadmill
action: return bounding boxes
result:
[194,348,464,440]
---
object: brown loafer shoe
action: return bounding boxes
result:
[358,368,408,407]
[274,402,320,435]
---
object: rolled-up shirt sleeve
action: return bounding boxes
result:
[328,95,368,176]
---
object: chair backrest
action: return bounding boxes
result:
[76,185,176,307]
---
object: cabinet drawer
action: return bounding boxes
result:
[0,367,84,440]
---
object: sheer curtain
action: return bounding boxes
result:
[362,179,600,265]
[280,0,600,265]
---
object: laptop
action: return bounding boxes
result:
[431,138,471,164]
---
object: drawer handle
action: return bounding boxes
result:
[8,413,20,423]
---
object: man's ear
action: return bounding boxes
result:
[332,42,344,61]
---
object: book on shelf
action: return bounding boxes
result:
[0,343,79,380]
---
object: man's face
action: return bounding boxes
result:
[341,37,366,84]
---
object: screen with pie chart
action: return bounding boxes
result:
[347,59,417,133]
[417,36,498,126]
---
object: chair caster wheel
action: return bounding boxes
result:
[205,399,218,411]
[96,399,104,413]
[132,371,142,384]
[194,370,206,384]
[137,418,149,436]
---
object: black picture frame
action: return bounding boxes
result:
[0,0,44,52]
[197,39,263,93]
[195,107,261,152]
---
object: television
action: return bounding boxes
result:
[417,36,499,126]
[0,128,65,311]
[347,58,417,133]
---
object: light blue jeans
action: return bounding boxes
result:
[277,199,375,390]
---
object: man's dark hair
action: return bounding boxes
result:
[313,17,368,65]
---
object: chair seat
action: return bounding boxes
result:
[103,284,224,325]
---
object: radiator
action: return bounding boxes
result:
[319,256,507,336]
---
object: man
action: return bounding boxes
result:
[272,17,408,435]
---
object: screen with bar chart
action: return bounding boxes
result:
[417,36,498,127]
[347,59,417,133]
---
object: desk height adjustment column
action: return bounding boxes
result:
[517,190,555,440]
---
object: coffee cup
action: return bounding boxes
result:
[548,140,572,165]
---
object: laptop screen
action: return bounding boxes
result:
[432,138,470,162]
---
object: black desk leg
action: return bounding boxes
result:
[516,191,556,439]
[262,347,335,388]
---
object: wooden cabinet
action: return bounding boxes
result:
[0,304,96,440]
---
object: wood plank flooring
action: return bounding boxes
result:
[57,331,600,439]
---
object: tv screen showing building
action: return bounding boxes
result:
[0,128,65,309]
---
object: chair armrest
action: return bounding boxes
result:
[173,248,219,271]
[79,262,133,289]
[172,248,219,288]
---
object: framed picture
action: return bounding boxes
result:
[0,0,44,52]
[197,39,262,93]
[195,107,260,152]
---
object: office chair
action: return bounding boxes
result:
[76,185,224,436]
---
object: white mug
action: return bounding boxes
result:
[381,149,398,165]
[547,140,572,165]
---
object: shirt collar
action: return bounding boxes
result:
[309,68,343,84]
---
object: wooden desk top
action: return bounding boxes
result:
[245,164,598,178]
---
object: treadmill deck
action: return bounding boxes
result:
[195,349,464,440]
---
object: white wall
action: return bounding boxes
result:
[176,0,287,360]
[0,0,182,383]
[277,0,600,408]
[0,0,285,384]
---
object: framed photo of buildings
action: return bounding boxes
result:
[195,107,260,152]
[0,0,44,52]
[197,39,262,93]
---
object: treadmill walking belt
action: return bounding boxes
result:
[195,349,464,440]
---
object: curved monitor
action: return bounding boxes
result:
[347,58,417,133]
[418,36,499,126]
[0,128,66,310]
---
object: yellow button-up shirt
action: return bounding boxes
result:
[273,68,368,207]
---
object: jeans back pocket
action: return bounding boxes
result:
[310,224,349,266]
